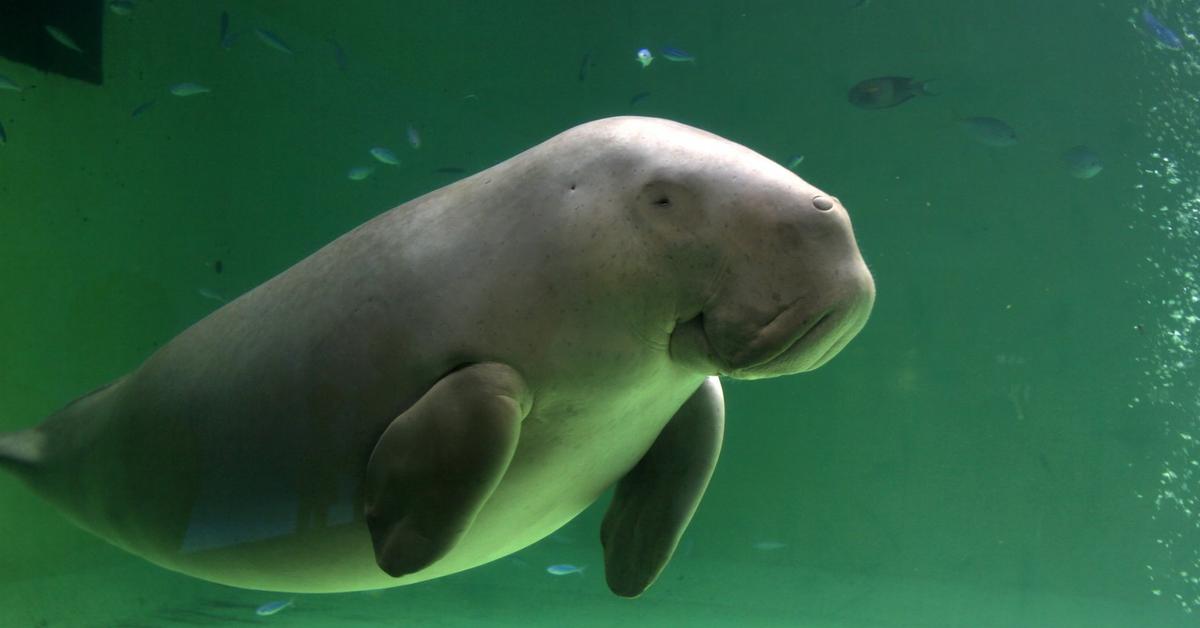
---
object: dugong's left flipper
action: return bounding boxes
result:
[600,376,724,597]
[364,362,531,577]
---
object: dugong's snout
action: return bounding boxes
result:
[727,263,875,377]
[704,256,873,379]
[668,190,875,380]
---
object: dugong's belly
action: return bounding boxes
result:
[94,370,699,593]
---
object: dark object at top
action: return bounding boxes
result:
[847,76,931,109]
[0,0,103,85]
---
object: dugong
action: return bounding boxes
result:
[0,117,874,596]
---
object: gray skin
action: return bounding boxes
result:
[0,116,874,596]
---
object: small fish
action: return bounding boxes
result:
[406,124,421,149]
[629,91,651,107]
[1062,145,1103,179]
[994,353,1028,366]
[786,155,805,170]
[636,48,653,68]
[255,600,293,616]
[434,166,466,174]
[0,120,6,145]
[219,12,235,49]
[0,75,21,92]
[369,147,401,165]
[212,259,223,274]
[752,541,787,551]
[45,25,83,53]
[1142,8,1183,50]
[329,38,348,70]
[578,51,592,81]
[546,564,585,576]
[848,76,933,109]
[169,82,210,96]
[661,46,695,62]
[108,0,135,16]
[347,165,374,181]
[255,28,294,55]
[958,116,1017,147]
[130,100,155,118]
[198,288,227,303]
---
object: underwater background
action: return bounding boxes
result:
[0,0,1197,626]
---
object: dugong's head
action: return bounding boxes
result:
[573,117,875,380]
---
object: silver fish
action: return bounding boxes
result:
[1062,145,1102,179]
[130,100,155,118]
[347,165,374,181]
[198,288,227,303]
[328,38,348,70]
[45,25,83,53]
[219,11,235,49]
[255,28,294,55]
[578,51,592,81]
[169,82,211,96]
[848,76,932,109]
[545,564,585,575]
[369,147,401,166]
[255,600,293,616]
[0,75,21,92]
[1142,8,1183,50]
[958,116,1017,147]
[109,0,135,16]
[661,46,695,62]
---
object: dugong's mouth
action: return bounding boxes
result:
[742,311,859,375]
[668,302,868,380]
[728,306,832,369]
[722,309,845,378]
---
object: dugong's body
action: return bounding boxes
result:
[0,117,874,595]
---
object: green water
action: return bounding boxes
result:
[0,0,1197,625]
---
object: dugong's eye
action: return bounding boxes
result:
[638,178,688,213]
[812,196,834,211]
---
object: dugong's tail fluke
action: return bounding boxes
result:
[0,428,45,476]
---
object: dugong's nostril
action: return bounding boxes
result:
[812,196,834,211]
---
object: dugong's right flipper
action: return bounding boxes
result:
[600,376,725,597]
[364,362,531,578]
